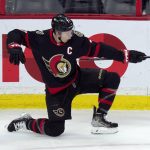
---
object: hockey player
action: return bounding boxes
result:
[6,14,146,136]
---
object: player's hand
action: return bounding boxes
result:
[129,50,146,63]
[8,47,26,65]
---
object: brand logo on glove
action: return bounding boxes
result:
[42,54,71,78]
[124,49,129,63]
[53,108,65,117]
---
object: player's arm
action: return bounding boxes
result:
[6,29,28,65]
[89,41,147,63]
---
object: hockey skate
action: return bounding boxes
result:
[91,106,118,134]
[7,113,32,132]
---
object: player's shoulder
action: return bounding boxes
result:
[35,29,50,35]
[27,29,49,36]
[72,30,92,47]
[35,30,45,35]
[72,30,87,42]
[73,30,84,37]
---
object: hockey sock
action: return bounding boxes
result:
[27,118,46,134]
[98,88,117,114]
[98,72,120,114]
[26,118,65,136]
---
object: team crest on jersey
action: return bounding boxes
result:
[42,54,71,78]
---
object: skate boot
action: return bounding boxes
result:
[91,106,118,134]
[7,113,32,132]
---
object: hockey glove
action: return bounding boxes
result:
[129,50,146,63]
[8,43,26,65]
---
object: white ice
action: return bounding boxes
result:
[0,109,150,150]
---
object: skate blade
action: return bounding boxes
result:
[91,126,118,134]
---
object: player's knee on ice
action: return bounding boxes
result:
[44,120,65,137]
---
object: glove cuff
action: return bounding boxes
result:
[123,49,129,63]
[8,42,21,49]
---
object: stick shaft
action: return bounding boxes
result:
[143,56,150,59]
[79,56,150,61]
[79,58,109,61]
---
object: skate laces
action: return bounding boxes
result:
[14,121,26,131]
[13,113,31,131]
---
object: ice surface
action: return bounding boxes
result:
[0,109,150,150]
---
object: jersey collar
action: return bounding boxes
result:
[49,29,64,46]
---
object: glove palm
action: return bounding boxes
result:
[8,47,26,65]
[129,50,146,63]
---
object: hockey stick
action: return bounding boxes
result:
[79,57,110,61]
[143,56,150,59]
[79,56,150,61]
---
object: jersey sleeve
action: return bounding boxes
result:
[77,36,125,62]
[75,36,98,57]
[94,42,125,62]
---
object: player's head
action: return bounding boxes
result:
[51,14,74,43]
[51,14,74,32]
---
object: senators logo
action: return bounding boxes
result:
[53,108,65,117]
[42,54,71,78]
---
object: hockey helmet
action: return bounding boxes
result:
[51,14,73,32]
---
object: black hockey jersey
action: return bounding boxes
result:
[7,29,125,94]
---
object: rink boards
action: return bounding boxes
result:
[0,19,150,109]
[0,94,150,110]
